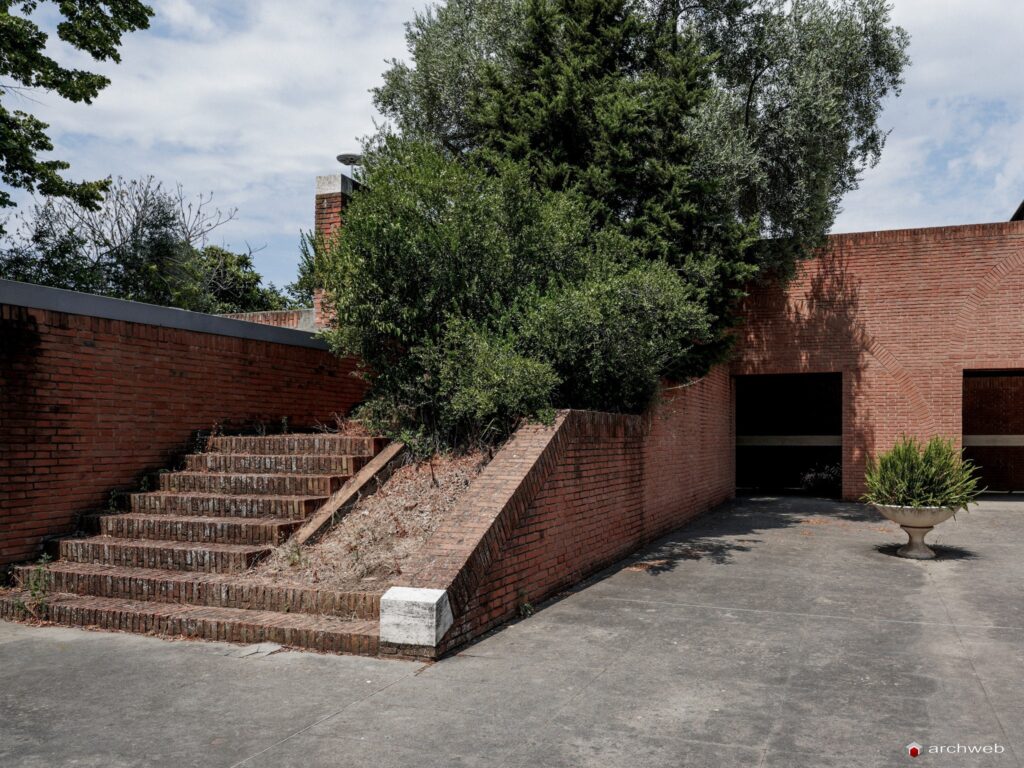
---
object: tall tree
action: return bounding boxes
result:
[329,0,910,448]
[469,0,756,363]
[0,0,153,232]
[375,0,910,267]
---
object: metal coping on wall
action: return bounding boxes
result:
[0,279,329,350]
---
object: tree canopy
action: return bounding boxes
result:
[377,0,909,260]
[0,1,154,232]
[0,176,289,314]
[323,0,909,450]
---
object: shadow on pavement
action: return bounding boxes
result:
[873,542,979,561]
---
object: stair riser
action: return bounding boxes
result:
[131,494,320,520]
[184,454,366,475]
[12,569,379,619]
[160,474,344,496]
[0,597,378,655]
[60,541,268,574]
[205,436,386,457]
[100,516,297,545]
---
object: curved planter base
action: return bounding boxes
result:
[897,525,938,559]
[873,505,957,560]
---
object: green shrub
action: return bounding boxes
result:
[430,320,558,446]
[352,319,558,454]
[518,261,712,413]
[863,436,983,510]
[323,137,594,450]
[323,137,591,366]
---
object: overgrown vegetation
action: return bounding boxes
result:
[13,553,51,620]
[320,0,910,450]
[863,437,983,511]
[250,452,485,590]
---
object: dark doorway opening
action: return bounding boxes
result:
[735,373,842,497]
[963,370,1024,492]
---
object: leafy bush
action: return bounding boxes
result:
[324,138,586,449]
[428,320,558,446]
[519,261,712,413]
[863,436,983,510]
[319,0,908,453]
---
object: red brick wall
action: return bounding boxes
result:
[312,187,348,330]
[399,368,734,653]
[732,221,1024,499]
[0,305,366,566]
[219,309,315,330]
[315,190,346,239]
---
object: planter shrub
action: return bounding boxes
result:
[863,436,983,510]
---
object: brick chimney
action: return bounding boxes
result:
[313,173,357,328]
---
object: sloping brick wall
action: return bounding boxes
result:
[219,308,315,331]
[732,221,1024,499]
[0,300,366,566]
[397,367,734,654]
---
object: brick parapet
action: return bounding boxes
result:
[400,370,733,654]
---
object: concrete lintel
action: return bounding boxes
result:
[963,434,1024,447]
[736,435,842,447]
[379,587,453,648]
[315,173,357,197]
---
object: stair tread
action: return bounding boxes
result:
[1,590,378,635]
[69,536,271,554]
[192,453,365,459]
[100,513,298,527]
[19,561,379,595]
[170,472,350,479]
[136,491,329,502]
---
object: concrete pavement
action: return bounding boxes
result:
[2,496,1022,767]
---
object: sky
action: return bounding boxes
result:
[4,0,1024,289]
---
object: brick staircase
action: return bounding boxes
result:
[1,433,388,655]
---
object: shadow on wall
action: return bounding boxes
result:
[736,245,875,496]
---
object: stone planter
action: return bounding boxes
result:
[873,504,957,559]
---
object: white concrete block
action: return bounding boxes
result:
[379,587,453,647]
[316,174,342,196]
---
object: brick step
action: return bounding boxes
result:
[131,492,325,520]
[12,563,380,619]
[206,434,386,457]
[61,537,271,573]
[100,514,300,545]
[0,591,379,655]
[160,472,346,496]
[184,453,368,475]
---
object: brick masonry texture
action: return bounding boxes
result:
[0,304,367,566]
[399,368,734,654]
[315,190,346,240]
[1,430,389,655]
[12,563,380,619]
[731,221,1024,499]
[312,188,347,329]
[0,592,379,654]
[219,309,316,331]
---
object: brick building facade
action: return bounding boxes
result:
[732,221,1024,499]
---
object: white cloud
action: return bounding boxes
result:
[834,0,1024,234]
[158,0,216,38]
[5,0,1023,283]
[16,0,417,286]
